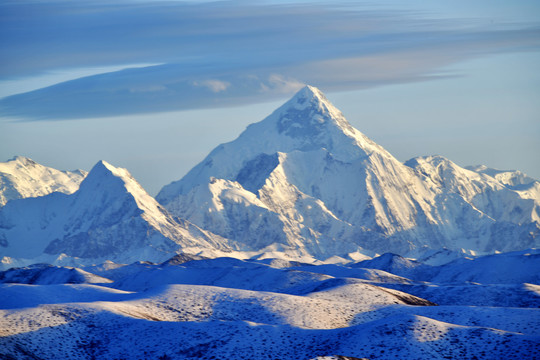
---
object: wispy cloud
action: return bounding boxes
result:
[263,75,305,94]
[1,1,539,120]
[193,80,231,93]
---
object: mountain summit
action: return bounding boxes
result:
[158,86,539,258]
[274,85,399,164]
[157,85,391,201]
[0,156,86,207]
[0,160,228,264]
[1,87,537,263]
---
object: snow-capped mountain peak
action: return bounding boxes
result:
[266,85,391,162]
[76,160,179,228]
[465,164,537,187]
[274,85,354,135]
[0,156,86,206]
[0,160,230,264]
[82,160,143,187]
[91,159,125,176]
[79,160,151,207]
[8,155,37,166]
[158,85,539,259]
[157,85,391,202]
[68,160,164,227]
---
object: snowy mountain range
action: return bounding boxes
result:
[1,86,539,360]
[0,160,231,265]
[0,85,538,265]
[0,155,86,206]
[157,85,539,259]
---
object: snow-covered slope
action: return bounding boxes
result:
[466,164,537,187]
[1,255,539,359]
[349,250,540,308]
[0,283,131,310]
[0,160,230,264]
[353,249,540,284]
[427,249,540,284]
[158,85,539,258]
[405,155,540,251]
[0,263,112,285]
[352,253,429,279]
[0,156,86,207]
[3,300,537,360]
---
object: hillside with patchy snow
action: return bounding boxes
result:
[0,252,538,359]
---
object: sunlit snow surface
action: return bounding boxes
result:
[158,86,540,258]
[0,86,539,359]
[0,156,86,207]
[1,86,539,266]
[1,253,539,360]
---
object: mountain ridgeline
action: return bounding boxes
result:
[1,86,539,264]
[0,160,232,265]
[156,85,539,258]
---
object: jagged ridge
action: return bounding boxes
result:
[0,160,230,264]
[157,85,539,258]
[0,156,86,207]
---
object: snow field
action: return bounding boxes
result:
[1,254,539,359]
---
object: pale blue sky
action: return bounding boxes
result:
[1,1,539,194]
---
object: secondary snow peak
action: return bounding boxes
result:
[88,160,130,179]
[8,155,36,166]
[0,156,86,207]
[0,158,231,263]
[81,160,147,200]
[79,160,129,194]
